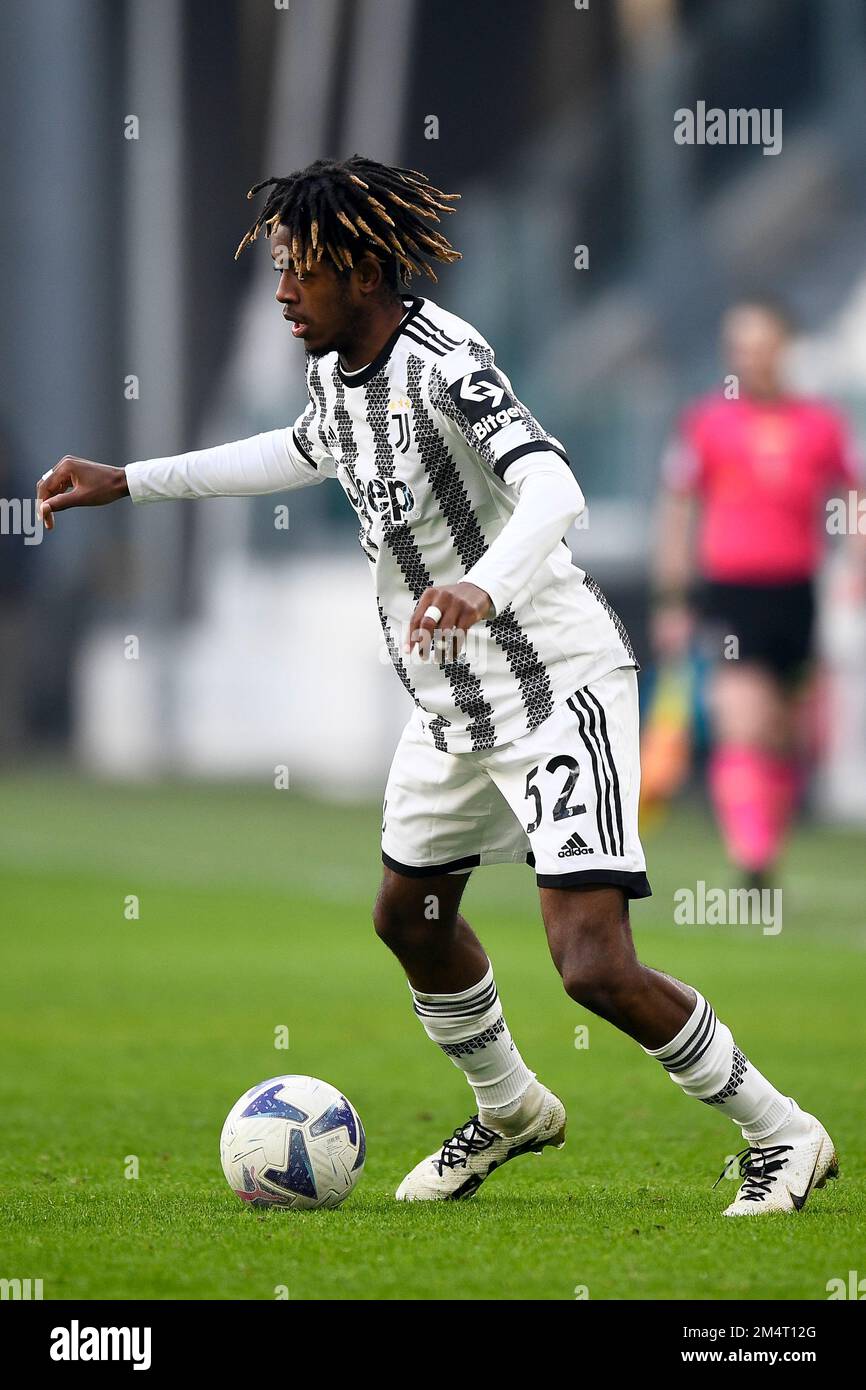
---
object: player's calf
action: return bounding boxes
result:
[542,884,693,1045]
[540,885,838,1215]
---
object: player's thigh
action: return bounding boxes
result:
[482,667,652,903]
[538,882,636,986]
[381,708,528,879]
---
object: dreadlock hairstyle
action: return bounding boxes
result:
[234,154,462,292]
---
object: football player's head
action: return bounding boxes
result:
[235,155,462,357]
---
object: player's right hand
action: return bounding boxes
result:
[36,456,129,531]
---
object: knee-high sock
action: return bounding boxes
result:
[643,990,794,1141]
[709,745,799,873]
[409,963,536,1115]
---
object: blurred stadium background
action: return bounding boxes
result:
[1,0,865,810]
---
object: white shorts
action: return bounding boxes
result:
[381,666,651,898]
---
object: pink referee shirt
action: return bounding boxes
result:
[663,393,862,582]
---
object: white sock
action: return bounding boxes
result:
[409,963,536,1118]
[643,991,793,1141]
[759,1102,815,1147]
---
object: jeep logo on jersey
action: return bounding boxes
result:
[367,477,416,524]
[341,467,415,524]
[448,370,523,443]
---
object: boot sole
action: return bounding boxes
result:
[447,1121,567,1199]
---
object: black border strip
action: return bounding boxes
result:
[338,296,425,386]
[382,850,479,878]
[536,868,652,898]
[292,429,318,469]
[494,439,572,479]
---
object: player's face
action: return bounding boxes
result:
[271,225,365,358]
[722,306,789,397]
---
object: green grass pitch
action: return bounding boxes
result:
[0,773,863,1301]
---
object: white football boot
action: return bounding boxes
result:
[396,1085,567,1201]
[720,1114,838,1216]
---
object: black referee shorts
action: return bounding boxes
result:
[697,578,815,683]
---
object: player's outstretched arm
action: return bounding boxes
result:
[36,427,329,533]
[36,457,129,531]
[123,430,325,505]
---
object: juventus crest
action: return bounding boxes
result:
[389,395,413,454]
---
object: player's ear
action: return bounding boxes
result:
[353,251,384,297]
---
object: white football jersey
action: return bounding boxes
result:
[127,293,637,753]
[287,294,636,751]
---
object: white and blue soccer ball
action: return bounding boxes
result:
[220,1075,366,1210]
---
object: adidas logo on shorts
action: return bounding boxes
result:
[558,832,594,858]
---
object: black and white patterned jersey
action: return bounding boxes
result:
[289,295,635,751]
[127,294,637,753]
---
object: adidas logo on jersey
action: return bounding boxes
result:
[558,832,594,857]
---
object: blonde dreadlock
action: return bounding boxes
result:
[234,154,462,287]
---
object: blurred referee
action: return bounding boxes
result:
[652,297,865,886]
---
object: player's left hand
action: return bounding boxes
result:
[405,583,493,659]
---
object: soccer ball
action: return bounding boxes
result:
[220,1075,366,1210]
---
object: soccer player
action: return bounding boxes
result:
[37,158,838,1214]
[653,298,864,886]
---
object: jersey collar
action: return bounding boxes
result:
[336,295,425,387]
